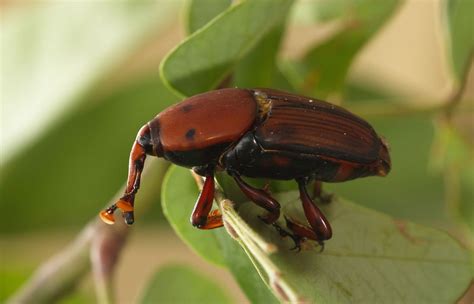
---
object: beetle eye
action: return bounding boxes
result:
[137,133,154,155]
[136,125,156,156]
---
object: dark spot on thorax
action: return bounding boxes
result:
[185,128,196,140]
[181,104,193,113]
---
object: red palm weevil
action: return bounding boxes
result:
[100,88,391,249]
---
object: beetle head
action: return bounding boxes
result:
[137,122,163,158]
[375,136,391,176]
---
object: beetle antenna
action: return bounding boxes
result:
[99,125,150,225]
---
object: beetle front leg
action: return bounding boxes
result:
[231,173,280,224]
[286,178,332,249]
[190,170,223,229]
[100,125,149,225]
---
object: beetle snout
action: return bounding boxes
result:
[376,137,391,176]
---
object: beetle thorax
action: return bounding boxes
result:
[150,88,259,168]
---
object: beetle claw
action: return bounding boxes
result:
[123,211,134,225]
[262,181,272,194]
[99,209,115,225]
[99,200,136,226]
[257,214,273,225]
[317,241,325,253]
[289,235,303,252]
[271,222,303,251]
[99,204,117,225]
[317,193,333,204]
[257,214,265,222]
[289,243,302,252]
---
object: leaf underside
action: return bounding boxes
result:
[162,166,471,303]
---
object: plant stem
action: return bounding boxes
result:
[8,159,167,303]
[191,170,302,303]
[7,218,130,304]
[445,52,474,119]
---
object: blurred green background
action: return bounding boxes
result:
[1,0,472,303]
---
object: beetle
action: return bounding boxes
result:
[99,88,391,249]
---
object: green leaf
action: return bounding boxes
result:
[161,166,225,266]
[233,24,287,88]
[431,119,471,172]
[161,162,470,303]
[283,0,400,98]
[215,233,279,304]
[1,1,179,164]
[186,0,232,34]
[0,75,179,233]
[233,192,472,303]
[430,117,474,233]
[139,264,233,304]
[160,0,294,97]
[443,0,474,82]
[459,160,474,233]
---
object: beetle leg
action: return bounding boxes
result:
[262,180,271,193]
[271,220,303,251]
[232,174,280,224]
[100,125,149,225]
[285,178,332,248]
[312,181,333,204]
[190,170,223,230]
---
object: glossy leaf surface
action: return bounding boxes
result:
[233,24,287,89]
[186,0,232,34]
[162,165,471,303]
[235,192,472,303]
[160,0,293,97]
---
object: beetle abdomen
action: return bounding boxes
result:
[253,89,380,164]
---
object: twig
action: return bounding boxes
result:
[8,159,167,304]
[190,170,302,303]
[445,51,474,119]
[345,53,473,119]
[90,221,128,304]
[8,221,97,304]
[7,213,129,304]
[220,200,302,302]
[427,51,474,251]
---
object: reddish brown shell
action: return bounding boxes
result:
[253,88,381,164]
[157,88,257,151]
